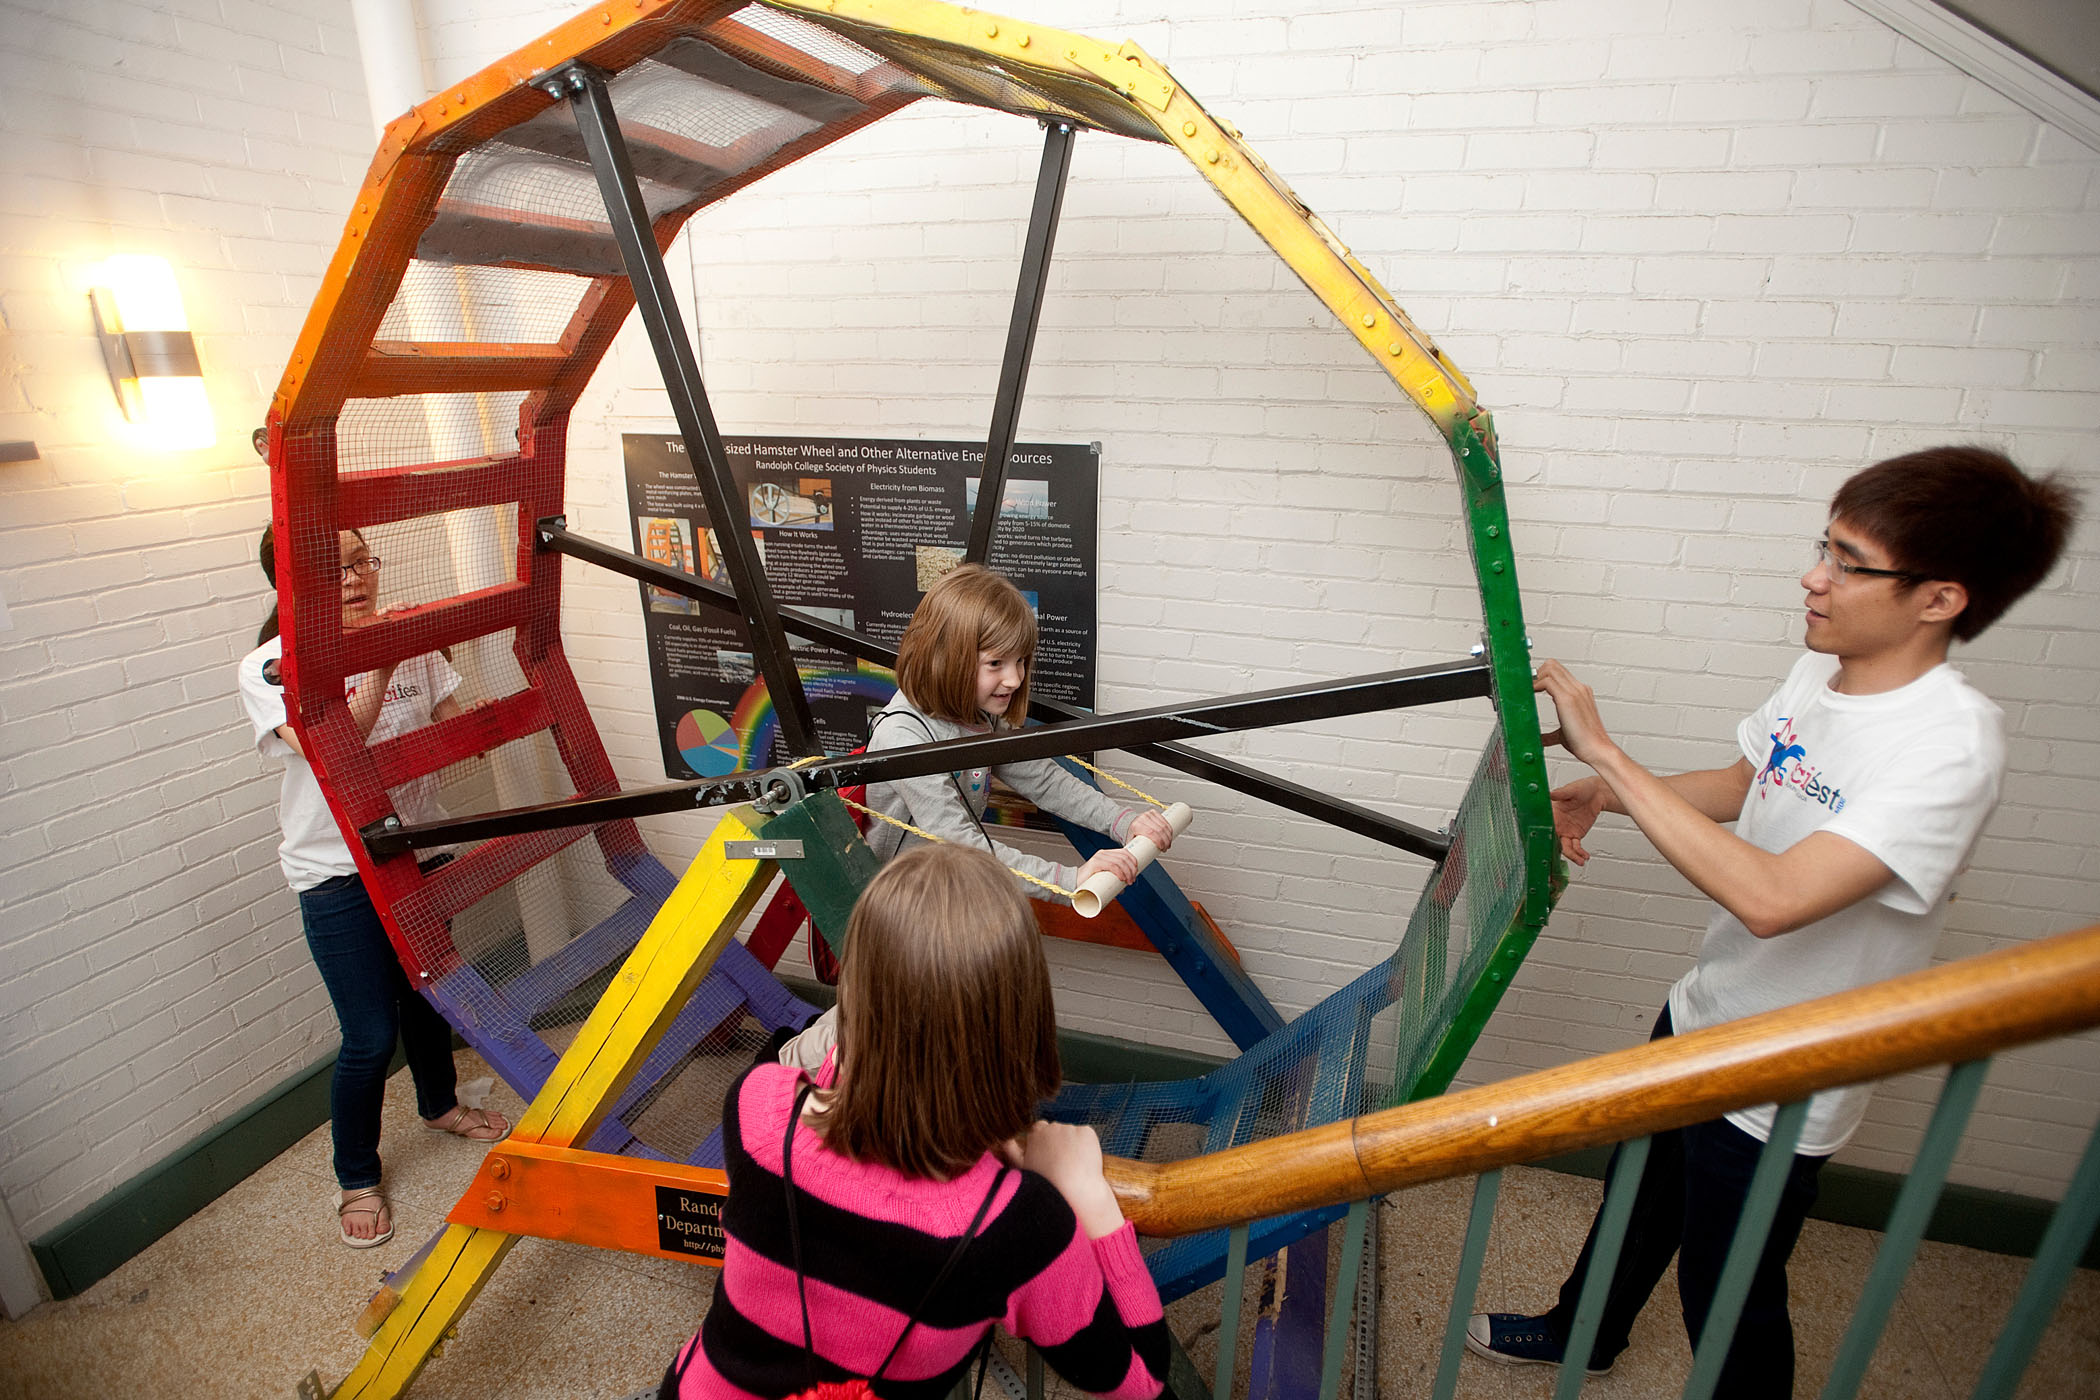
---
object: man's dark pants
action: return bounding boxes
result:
[1542,1007,1829,1399]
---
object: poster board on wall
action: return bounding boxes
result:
[622,434,1100,827]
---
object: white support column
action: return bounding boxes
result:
[350,0,574,962]
[350,0,429,139]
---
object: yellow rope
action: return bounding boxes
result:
[1067,755,1169,810]
[782,746,1168,900]
[833,793,1076,901]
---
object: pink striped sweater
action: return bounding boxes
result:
[667,1062,1169,1400]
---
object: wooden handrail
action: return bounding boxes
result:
[1105,923,2100,1237]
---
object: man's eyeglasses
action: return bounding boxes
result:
[340,557,383,581]
[1812,540,1919,583]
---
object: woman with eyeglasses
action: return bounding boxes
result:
[236,525,510,1250]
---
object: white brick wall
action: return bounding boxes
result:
[0,0,372,1243]
[2,0,2094,1271]
[544,0,2097,1199]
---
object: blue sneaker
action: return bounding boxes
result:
[1465,1313,1613,1376]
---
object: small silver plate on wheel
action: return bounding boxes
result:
[726,839,803,860]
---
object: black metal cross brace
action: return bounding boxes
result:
[362,521,1487,860]
[967,121,1074,566]
[534,520,1468,859]
[548,61,819,757]
[364,657,1484,856]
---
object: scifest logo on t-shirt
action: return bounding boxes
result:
[1755,718,1846,814]
[344,675,426,705]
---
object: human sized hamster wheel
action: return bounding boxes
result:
[266,2,1562,1395]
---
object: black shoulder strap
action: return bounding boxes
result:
[782,1082,821,1392]
[865,706,1000,858]
[866,705,936,747]
[781,1080,1011,1388]
[869,1158,1009,1381]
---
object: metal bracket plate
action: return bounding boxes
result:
[1063,39,1175,111]
[726,839,804,861]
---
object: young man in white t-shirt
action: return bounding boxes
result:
[1467,447,2080,1396]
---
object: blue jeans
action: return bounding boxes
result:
[1543,1006,1827,1399]
[298,873,459,1191]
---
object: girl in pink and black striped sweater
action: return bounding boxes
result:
[661,845,1170,1400]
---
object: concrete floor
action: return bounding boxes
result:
[2,1050,2095,1400]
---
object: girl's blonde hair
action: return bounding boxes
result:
[893,564,1036,725]
[820,844,1060,1178]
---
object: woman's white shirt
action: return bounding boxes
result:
[237,637,461,891]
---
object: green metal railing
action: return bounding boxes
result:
[1407,1065,2100,1400]
[1022,922,2100,1400]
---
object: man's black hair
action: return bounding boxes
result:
[1831,446,2082,641]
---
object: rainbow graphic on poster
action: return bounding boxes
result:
[731,667,901,767]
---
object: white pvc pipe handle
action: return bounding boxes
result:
[1072,802,1193,918]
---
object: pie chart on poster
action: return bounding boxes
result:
[676,708,741,777]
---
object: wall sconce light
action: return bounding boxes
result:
[89,255,216,450]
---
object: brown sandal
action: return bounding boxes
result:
[337,1187,394,1248]
[422,1104,511,1143]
